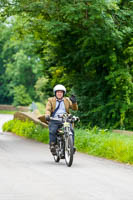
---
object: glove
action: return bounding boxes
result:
[45,115,50,121]
[70,95,77,104]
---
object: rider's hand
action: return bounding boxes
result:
[45,115,50,121]
[70,95,77,104]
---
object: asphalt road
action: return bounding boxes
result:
[0,114,133,200]
[0,114,13,132]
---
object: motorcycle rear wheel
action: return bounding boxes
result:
[65,135,73,167]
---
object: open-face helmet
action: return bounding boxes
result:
[53,84,66,96]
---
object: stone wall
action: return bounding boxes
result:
[14,112,48,128]
[0,105,29,112]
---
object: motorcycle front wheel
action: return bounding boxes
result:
[65,134,73,167]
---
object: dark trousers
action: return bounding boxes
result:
[48,120,74,145]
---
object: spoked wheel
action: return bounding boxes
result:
[65,135,73,167]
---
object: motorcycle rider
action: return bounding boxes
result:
[45,84,78,155]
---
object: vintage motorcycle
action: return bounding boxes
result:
[50,113,79,167]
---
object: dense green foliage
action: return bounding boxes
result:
[0,23,13,104]
[0,20,46,105]
[13,85,32,106]
[1,0,133,129]
[3,119,49,143]
[3,119,133,164]
[75,127,133,164]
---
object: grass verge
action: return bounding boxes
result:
[2,120,133,164]
[75,127,133,164]
[2,119,49,144]
[0,110,16,114]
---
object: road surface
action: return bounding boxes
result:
[0,114,133,200]
[0,114,13,132]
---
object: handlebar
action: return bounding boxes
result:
[50,117,61,121]
[49,113,80,123]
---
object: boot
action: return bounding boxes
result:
[50,142,56,155]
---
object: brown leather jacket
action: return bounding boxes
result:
[45,96,78,117]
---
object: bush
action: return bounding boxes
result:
[13,85,32,106]
[75,127,133,164]
[2,119,49,143]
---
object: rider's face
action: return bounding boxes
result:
[56,90,64,99]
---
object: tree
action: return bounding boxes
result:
[0,17,44,105]
[1,0,133,129]
[13,85,32,106]
[0,23,13,104]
